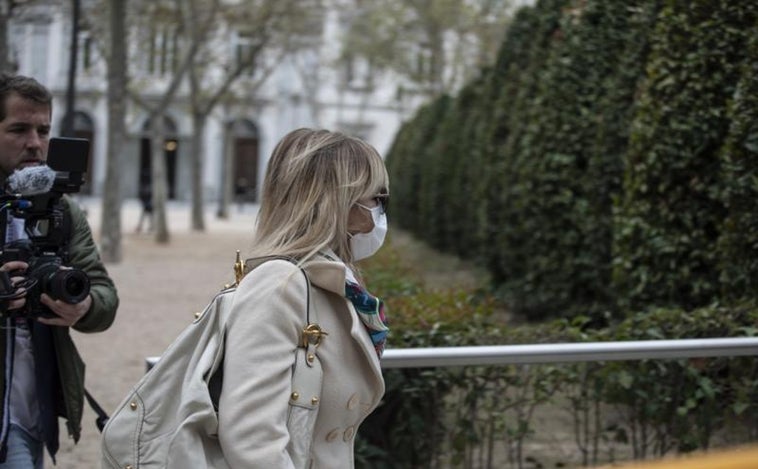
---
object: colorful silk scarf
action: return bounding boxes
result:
[345,281,389,358]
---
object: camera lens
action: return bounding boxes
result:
[46,269,90,304]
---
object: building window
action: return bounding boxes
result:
[342,55,373,91]
[8,23,23,71]
[413,42,434,82]
[140,23,178,76]
[30,24,49,80]
[234,30,257,75]
[78,28,94,72]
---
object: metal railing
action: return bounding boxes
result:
[379,337,758,368]
[144,337,758,468]
[146,337,758,371]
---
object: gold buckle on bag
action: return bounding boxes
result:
[233,250,245,286]
[302,323,328,348]
[224,250,247,289]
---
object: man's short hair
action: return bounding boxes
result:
[0,73,52,122]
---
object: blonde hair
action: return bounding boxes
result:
[249,128,388,264]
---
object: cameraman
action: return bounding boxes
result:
[0,74,118,467]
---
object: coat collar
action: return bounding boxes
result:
[243,252,385,381]
[242,252,347,296]
[302,260,347,296]
[308,250,385,381]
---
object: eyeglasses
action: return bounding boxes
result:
[374,194,389,214]
[358,194,389,215]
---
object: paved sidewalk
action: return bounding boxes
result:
[48,197,260,467]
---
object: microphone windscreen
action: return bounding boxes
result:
[6,165,57,196]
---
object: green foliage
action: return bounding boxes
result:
[384,0,758,320]
[358,237,423,297]
[485,0,570,290]
[385,95,452,236]
[356,242,506,468]
[492,0,660,320]
[338,0,513,94]
[602,301,758,457]
[613,1,758,311]
[424,75,491,254]
[355,243,758,467]
[376,2,758,466]
[715,15,758,301]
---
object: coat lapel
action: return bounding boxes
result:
[304,260,384,386]
[242,255,385,387]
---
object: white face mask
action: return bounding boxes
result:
[350,204,388,261]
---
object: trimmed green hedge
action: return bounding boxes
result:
[716,13,758,301]
[386,94,452,237]
[386,0,758,320]
[492,0,660,319]
[613,0,758,311]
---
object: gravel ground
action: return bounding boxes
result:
[46,197,259,468]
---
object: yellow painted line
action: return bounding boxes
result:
[599,446,758,469]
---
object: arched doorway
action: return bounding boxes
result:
[59,111,95,194]
[231,119,259,202]
[140,116,179,199]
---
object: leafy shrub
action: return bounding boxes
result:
[492,0,660,320]
[613,1,758,311]
[385,95,452,236]
[384,0,758,320]
[602,301,758,458]
[356,241,758,467]
[715,16,758,301]
[357,240,507,468]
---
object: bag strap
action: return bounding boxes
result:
[84,388,110,432]
[294,262,328,357]
[238,254,328,350]
[209,255,327,409]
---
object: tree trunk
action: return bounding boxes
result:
[190,112,206,230]
[99,0,127,263]
[150,117,170,243]
[0,2,11,72]
[216,121,232,219]
[62,0,80,137]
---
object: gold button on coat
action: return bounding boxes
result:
[347,393,360,410]
[325,428,340,442]
[343,426,355,441]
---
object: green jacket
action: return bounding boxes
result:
[0,196,119,456]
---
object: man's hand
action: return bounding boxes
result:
[0,260,29,311]
[37,293,91,327]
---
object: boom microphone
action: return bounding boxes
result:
[6,166,56,196]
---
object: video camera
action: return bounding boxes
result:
[0,137,91,318]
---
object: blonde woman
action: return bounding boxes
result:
[218,128,390,468]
